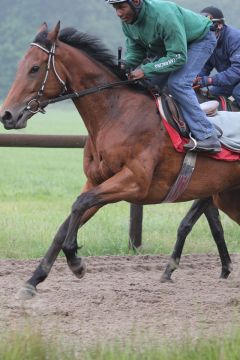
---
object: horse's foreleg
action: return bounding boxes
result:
[17,216,71,299]
[18,206,101,300]
[161,197,212,282]
[204,203,232,278]
[62,167,146,264]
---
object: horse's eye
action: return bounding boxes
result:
[30,65,40,74]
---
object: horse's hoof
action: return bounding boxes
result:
[220,270,231,280]
[220,270,231,279]
[16,283,37,300]
[68,258,87,279]
[220,264,233,279]
[160,273,173,283]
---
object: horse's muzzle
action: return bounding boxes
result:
[0,106,30,129]
[0,109,16,129]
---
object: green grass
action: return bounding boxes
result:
[86,334,240,360]
[0,104,240,259]
[1,328,240,360]
[0,329,73,360]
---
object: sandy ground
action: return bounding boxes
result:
[1,254,240,350]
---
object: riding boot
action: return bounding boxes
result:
[184,133,221,154]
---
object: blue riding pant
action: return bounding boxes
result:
[209,82,240,106]
[150,30,217,140]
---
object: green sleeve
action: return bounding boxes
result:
[123,28,147,69]
[141,11,188,76]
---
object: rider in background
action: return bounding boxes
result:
[196,6,240,109]
[106,0,221,153]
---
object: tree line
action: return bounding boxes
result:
[0,0,239,99]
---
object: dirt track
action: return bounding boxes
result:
[1,254,240,350]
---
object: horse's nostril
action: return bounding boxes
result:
[2,111,13,122]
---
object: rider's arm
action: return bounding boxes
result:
[141,12,187,76]
[211,43,240,86]
[123,32,147,70]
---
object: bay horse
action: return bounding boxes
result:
[1,22,240,299]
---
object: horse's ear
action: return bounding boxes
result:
[47,21,60,43]
[37,22,48,34]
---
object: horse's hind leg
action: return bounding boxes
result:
[204,203,232,278]
[161,197,231,282]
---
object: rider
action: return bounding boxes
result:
[106,0,221,153]
[196,6,240,109]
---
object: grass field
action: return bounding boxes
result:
[0,103,239,259]
[1,327,240,360]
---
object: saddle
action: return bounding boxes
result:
[160,94,219,138]
[198,89,236,111]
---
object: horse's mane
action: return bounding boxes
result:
[34,27,126,80]
[33,27,149,94]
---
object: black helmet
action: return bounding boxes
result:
[201,6,225,24]
[106,0,143,15]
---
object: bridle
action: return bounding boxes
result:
[26,42,68,114]
[25,41,137,114]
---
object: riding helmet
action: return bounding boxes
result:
[106,0,143,15]
[201,6,225,24]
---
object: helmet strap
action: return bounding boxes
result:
[127,0,142,22]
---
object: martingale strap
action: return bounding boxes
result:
[162,151,197,203]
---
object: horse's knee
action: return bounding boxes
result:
[72,192,97,213]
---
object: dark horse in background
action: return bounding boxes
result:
[1,22,240,299]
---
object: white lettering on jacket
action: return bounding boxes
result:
[154,54,181,69]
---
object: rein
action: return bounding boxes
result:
[26,42,137,114]
[39,79,137,107]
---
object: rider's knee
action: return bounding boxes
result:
[168,77,189,96]
[168,78,181,95]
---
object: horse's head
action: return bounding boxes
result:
[0,22,67,129]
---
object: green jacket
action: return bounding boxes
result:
[122,0,212,76]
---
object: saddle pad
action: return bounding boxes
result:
[210,111,240,153]
[162,115,240,162]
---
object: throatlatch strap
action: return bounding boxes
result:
[162,151,197,203]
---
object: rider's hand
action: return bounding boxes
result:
[128,69,145,80]
[193,76,201,86]
[193,76,213,88]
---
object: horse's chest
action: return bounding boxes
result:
[98,159,115,180]
[86,157,116,184]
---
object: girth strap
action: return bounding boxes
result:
[162,151,197,203]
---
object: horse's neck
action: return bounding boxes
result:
[61,44,128,139]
